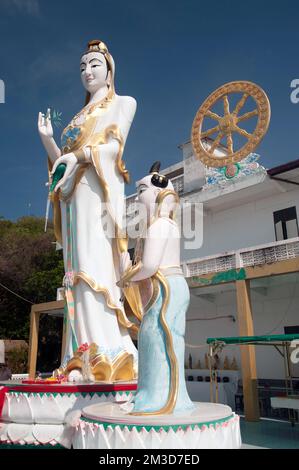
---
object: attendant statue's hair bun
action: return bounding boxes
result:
[149,161,161,174]
[149,161,169,189]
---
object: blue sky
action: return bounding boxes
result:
[0,0,299,219]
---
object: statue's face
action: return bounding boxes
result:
[136,177,155,206]
[136,175,176,221]
[136,176,159,216]
[80,51,110,93]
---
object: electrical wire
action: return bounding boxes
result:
[264,272,299,335]
[0,282,34,305]
[187,315,235,322]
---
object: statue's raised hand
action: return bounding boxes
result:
[38,108,53,140]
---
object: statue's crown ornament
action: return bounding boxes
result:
[85,39,109,56]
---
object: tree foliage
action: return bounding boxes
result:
[0,216,65,371]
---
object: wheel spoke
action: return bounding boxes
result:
[205,110,222,121]
[201,125,220,138]
[234,125,252,139]
[223,95,230,116]
[210,132,224,154]
[232,93,249,116]
[227,132,233,154]
[237,109,258,123]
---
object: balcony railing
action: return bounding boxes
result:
[171,174,184,195]
[126,193,137,215]
[183,237,299,277]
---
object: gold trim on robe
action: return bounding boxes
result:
[119,266,180,415]
[49,95,143,333]
[74,271,138,334]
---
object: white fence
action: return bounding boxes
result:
[183,237,299,277]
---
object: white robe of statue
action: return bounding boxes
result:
[38,40,138,381]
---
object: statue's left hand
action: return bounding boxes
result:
[51,153,77,192]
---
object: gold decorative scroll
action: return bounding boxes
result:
[118,265,179,415]
[74,271,138,334]
[87,124,130,183]
[92,124,130,184]
[55,346,135,382]
[117,261,143,323]
[90,350,134,382]
[47,156,63,245]
[143,277,160,314]
[130,270,179,416]
[155,189,180,220]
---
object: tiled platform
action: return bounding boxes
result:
[240,417,299,449]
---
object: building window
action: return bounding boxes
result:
[273,206,299,241]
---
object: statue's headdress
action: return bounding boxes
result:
[82,39,115,104]
[149,161,169,189]
[136,161,178,220]
[149,162,179,219]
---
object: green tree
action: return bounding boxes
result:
[0,216,65,371]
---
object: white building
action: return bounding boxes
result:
[126,141,299,419]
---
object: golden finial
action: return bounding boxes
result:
[85,39,108,55]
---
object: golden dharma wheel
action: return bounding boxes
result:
[191,81,271,168]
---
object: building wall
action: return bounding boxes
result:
[181,186,299,261]
[185,277,299,380]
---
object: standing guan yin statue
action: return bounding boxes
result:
[38,39,138,382]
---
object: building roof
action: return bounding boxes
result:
[268,158,299,176]
[267,158,299,188]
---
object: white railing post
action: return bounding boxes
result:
[235,250,243,269]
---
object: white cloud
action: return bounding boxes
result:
[2,0,40,16]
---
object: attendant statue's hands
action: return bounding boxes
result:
[38,108,53,140]
[51,153,77,192]
[120,252,132,277]
[117,252,133,288]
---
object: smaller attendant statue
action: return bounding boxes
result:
[118,162,194,414]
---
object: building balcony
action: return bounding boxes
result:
[182,237,299,284]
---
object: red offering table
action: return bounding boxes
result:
[4,381,137,394]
